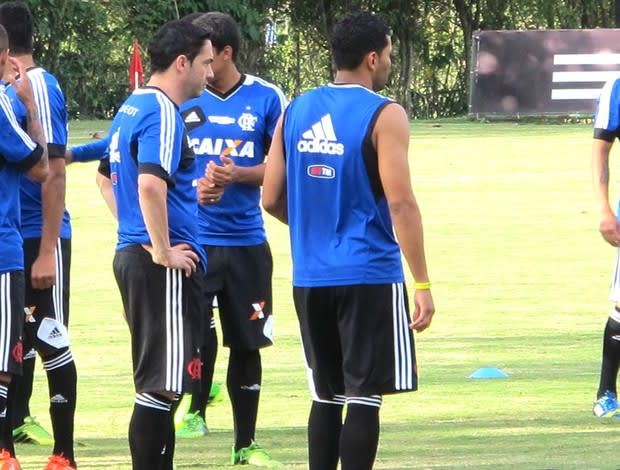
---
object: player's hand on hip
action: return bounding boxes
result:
[144,243,199,277]
[599,212,620,247]
[31,252,56,289]
[197,176,224,205]
[411,289,435,332]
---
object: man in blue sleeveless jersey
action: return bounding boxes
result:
[590,76,620,417]
[0,23,49,470]
[0,3,78,469]
[98,20,214,470]
[263,12,435,470]
[176,12,286,468]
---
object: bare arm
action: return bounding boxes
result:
[7,57,49,182]
[375,103,434,331]
[95,172,117,219]
[32,157,66,289]
[592,138,620,247]
[262,116,288,224]
[138,173,198,277]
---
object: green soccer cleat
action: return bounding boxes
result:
[174,394,192,429]
[231,441,283,468]
[175,411,209,438]
[207,381,223,406]
[12,416,54,446]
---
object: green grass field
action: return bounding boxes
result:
[13,119,620,469]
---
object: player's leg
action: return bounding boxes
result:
[293,285,344,470]
[0,271,26,468]
[114,246,201,470]
[594,248,620,416]
[11,237,52,446]
[338,283,416,470]
[218,244,279,466]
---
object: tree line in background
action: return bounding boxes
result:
[20,0,617,119]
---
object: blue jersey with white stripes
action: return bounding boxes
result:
[181,74,286,246]
[0,87,44,273]
[282,83,404,287]
[594,77,620,219]
[108,87,206,268]
[5,67,71,239]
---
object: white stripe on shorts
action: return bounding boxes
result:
[0,274,10,371]
[52,238,64,326]
[392,283,414,391]
[165,268,184,393]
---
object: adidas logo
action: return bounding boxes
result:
[184,111,201,123]
[48,327,63,339]
[50,394,68,404]
[297,114,344,155]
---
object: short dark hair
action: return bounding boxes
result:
[192,12,240,62]
[149,19,211,74]
[330,12,390,71]
[0,1,34,55]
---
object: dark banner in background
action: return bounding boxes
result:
[469,29,620,116]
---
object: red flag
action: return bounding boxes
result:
[129,38,144,90]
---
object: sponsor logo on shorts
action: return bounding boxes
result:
[240,384,261,391]
[23,306,36,323]
[187,357,202,380]
[250,301,266,320]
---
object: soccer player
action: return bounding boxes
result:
[590,75,620,417]
[262,12,435,470]
[0,23,49,469]
[178,12,286,468]
[0,3,78,469]
[97,20,213,469]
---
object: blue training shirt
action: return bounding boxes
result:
[181,74,286,246]
[0,87,44,273]
[5,67,71,239]
[71,135,110,162]
[282,83,404,287]
[108,86,206,268]
[594,77,620,219]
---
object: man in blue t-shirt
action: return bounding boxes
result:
[0,5,77,468]
[0,23,49,470]
[176,12,286,468]
[97,20,214,470]
[263,12,435,470]
[590,75,620,418]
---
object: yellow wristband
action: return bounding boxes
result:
[414,281,431,290]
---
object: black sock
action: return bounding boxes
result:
[11,353,35,429]
[161,400,176,470]
[43,350,77,465]
[129,393,172,470]
[308,400,343,470]
[0,382,12,455]
[189,327,218,418]
[227,349,261,450]
[340,402,380,470]
[598,314,620,398]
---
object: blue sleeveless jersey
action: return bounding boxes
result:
[0,88,42,272]
[108,87,206,268]
[181,74,286,246]
[5,67,71,239]
[282,83,404,287]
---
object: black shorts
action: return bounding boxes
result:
[205,243,273,350]
[293,282,417,399]
[23,238,71,357]
[113,245,205,394]
[0,271,25,375]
